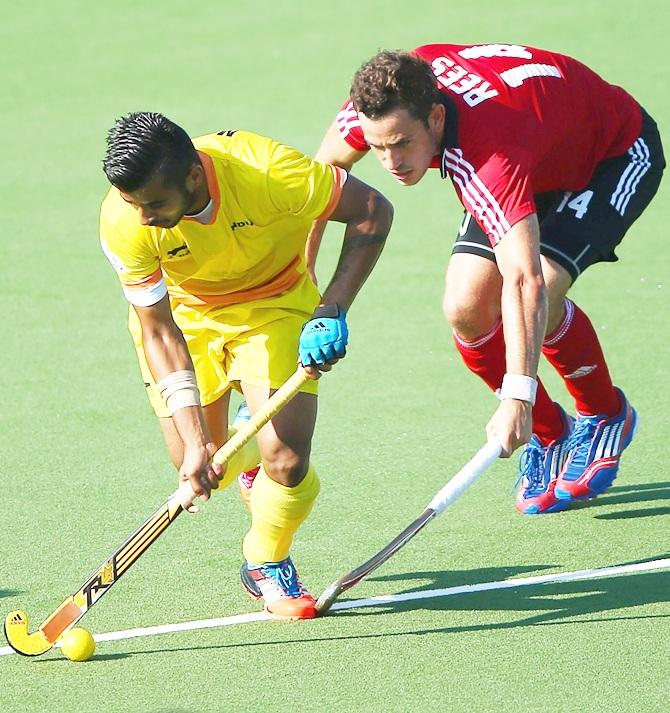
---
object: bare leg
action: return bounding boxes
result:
[443,251,566,445]
[240,382,317,486]
[443,252,502,338]
[540,256,573,335]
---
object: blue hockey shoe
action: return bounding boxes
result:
[515,405,574,514]
[555,388,638,501]
[240,557,316,619]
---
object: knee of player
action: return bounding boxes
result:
[262,449,311,487]
[443,294,491,338]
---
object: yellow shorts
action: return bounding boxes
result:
[129,274,320,418]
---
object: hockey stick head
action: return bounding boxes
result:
[315,582,342,616]
[314,441,502,615]
[4,610,54,656]
[315,509,437,616]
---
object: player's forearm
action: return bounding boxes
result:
[496,215,547,379]
[320,191,393,311]
[500,272,546,378]
[141,323,210,448]
[142,327,194,381]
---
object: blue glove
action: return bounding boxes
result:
[299,304,348,367]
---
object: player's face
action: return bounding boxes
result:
[119,169,200,229]
[359,104,445,186]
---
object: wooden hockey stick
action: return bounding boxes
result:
[4,367,310,656]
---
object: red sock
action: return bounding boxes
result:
[542,299,619,416]
[453,321,564,443]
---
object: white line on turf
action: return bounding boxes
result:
[1,557,668,657]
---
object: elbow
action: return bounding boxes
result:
[370,190,394,235]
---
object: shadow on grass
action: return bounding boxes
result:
[594,506,670,520]
[58,555,669,658]
[560,480,670,520]
[571,481,670,513]
[607,482,670,493]
[355,561,670,631]
[0,589,21,599]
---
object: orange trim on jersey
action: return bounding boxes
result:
[317,165,347,221]
[122,268,163,290]
[176,257,302,307]
[182,152,221,225]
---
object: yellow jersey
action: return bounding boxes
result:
[100,130,346,308]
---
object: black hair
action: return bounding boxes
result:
[103,112,198,192]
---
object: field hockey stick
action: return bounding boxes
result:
[4,367,310,657]
[315,440,502,615]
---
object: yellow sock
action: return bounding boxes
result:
[242,465,320,564]
[215,426,261,491]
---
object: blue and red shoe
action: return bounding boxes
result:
[240,557,317,619]
[515,405,574,515]
[555,388,638,501]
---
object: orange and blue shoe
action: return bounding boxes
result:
[515,405,574,515]
[555,388,638,502]
[240,557,317,620]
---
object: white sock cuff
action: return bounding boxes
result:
[453,320,503,350]
[544,299,575,347]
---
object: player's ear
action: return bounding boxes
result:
[428,102,445,133]
[186,162,204,190]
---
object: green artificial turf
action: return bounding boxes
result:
[1,2,668,712]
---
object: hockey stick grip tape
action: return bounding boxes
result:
[175,481,197,510]
[426,440,502,514]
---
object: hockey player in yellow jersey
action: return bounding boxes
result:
[100,112,393,618]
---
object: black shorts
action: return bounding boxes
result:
[452,108,666,282]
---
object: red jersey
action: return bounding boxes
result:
[337,43,642,245]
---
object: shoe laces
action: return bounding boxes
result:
[516,440,544,491]
[258,558,305,598]
[565,415,599,469]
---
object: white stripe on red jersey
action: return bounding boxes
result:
[442,148,511,245]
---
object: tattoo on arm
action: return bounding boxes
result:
[343,233,387,249]
[333,233,387,275]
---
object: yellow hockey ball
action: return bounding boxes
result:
[60,627,96,661]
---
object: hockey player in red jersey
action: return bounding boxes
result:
[307,44,665,513]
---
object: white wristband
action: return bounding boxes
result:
[498,373,537,405]
[156,370,201,415]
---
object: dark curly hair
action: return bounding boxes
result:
[350,50,440,124]
[103,112,198,192]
